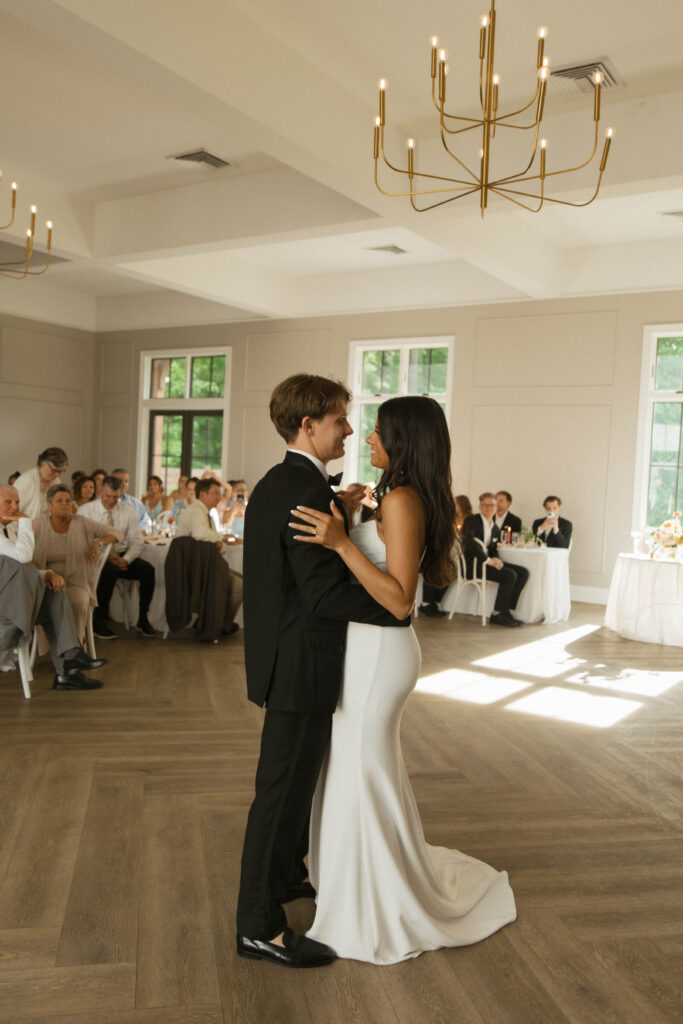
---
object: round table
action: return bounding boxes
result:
[604,553,683,646]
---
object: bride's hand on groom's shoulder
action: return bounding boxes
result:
[289,502,347,552]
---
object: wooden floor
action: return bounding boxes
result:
[0,605,682,1024]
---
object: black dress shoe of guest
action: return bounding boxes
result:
[53,671,103,691]
[421,603,447,618]
[93,621,117,640]
[236,928,335,968]
[63,651,108,673]
[282,880,316,903]
[490,612,520,628]
[136,617,156,637]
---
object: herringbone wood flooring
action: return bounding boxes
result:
[0,605,681,1024]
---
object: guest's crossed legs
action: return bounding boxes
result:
[237,709,332,940]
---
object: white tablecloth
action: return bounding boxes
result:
[109,539,244,633]
[604,553,683,646]
[440,545,571,624]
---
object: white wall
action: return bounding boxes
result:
[82,287,683,592]
[0,313,95,480]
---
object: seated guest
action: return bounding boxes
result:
[91,469,107,498]
[169,475,189,505]
[71,470,86,487]
[73,475,96,509]
[175,477,242,626]
[455,494,473,535]
[495,491,522,535]
[462,492,529,627]
[142,475,172,523]
[171,476,197,521]
[112,468,150,530]
[7,471,20,485]
[79,476,156,639]
[33,484,122,644]
[221,479,249,538]
[533,495,573,548]
[0,485,106,690]
[15,447,68,518]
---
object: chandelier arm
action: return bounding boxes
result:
[379,145,476,187]
[375,163,478,197]
[492,80,542,122]
[490,124,541,185]
[439,124,481,182]
[410,186,482,212]
[442,120,484,136]
[543,123,600,178]
[489,186,544,213]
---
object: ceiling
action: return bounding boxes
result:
[0,0,681,332]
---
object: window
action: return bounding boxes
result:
[138,348,230,494]
[347,337,453,483]
[635,328,683,527]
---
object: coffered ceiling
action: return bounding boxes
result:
[0,0,681,331]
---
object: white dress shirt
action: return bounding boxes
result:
[481,513,494,548]
[78,499,143,563]
[0,519,35,563]
[175,500,219,543]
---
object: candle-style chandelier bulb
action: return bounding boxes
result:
[0,179,54,277]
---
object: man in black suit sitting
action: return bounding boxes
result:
[462,492,529,628]
[236,373,406,968]
[532,495,572,548]
[494,490,522,536]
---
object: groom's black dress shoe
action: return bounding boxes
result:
[236,927,335,968]
[282,881,316,903]
[53,671,103,691]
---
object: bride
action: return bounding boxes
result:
[290,396,516,965]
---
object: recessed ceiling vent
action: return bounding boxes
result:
[367,244,407,255]
[168,149,230,169]
[660,210,683,218]
[549,58,622,97]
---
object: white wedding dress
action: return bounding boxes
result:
[306,520,516,964]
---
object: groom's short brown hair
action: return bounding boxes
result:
[270,374,352,442]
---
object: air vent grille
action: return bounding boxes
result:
[549,58,621,97]
[660,210,683,218]
[367,244,407,255]
[168,149,230,169]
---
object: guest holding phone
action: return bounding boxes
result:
[533,495,572,548]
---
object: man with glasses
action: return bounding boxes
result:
[462,491,529,627]
[15,447,68,518]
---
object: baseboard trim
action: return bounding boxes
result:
[571,585,609,606]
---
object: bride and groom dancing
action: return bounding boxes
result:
[236,373,515,967]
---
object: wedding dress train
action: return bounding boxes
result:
[307,521,516,964]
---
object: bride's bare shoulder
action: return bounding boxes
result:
[381,486,425,519]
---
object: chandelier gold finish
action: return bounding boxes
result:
[373,0,614,216]
[0,173,53,279]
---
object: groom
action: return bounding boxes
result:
[236,373,407,967]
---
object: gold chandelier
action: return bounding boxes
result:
[0,174,53,279]
[373,0,614,216]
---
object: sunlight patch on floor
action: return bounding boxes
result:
[566,668,683,698]
[472,624,601,678]
[506,686,642,728]
[416,669,531,704]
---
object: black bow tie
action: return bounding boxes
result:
[327,471,343,487]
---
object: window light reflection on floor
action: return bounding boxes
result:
[416,669,530,705]
[472,624,601,679]
[565,669,683,698]
[506,686,642,728]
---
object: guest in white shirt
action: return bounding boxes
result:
[112,468,151,530]
[175,477,242,619]
[15,447,68,519]
[0,485,106,690]
[462,492,529,627]
[79,476,156,639]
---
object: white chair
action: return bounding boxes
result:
[86,543,111,658]
[413,574,424,617]
[12,639,33,699]
[114,578,140,629]
[442,550,491,626]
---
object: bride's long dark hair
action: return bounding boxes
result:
[373,396,456,587]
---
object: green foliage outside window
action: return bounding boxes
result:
[647,402,683,524]
[654,337,683,392]
[150,357,186,399]
[361,350,400,395]
[408,347,447,394]
[191,355,226,398]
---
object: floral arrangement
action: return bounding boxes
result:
[647,511,683,560]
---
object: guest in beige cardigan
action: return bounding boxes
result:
[32,484,122,643]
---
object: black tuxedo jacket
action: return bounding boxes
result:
[532,515,573,549]
[243,451,407,714]
[462,513,500,574]
[497,511,522,534]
